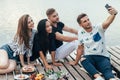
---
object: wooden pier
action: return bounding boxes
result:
[0,46,120,80]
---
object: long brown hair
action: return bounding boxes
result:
[14,14,30,48]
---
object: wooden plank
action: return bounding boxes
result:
[0,74,6,80]
[58,65,75,80]
[70,52,83,66]
[68,54,92,80]
[71,49,120,78]
[107,47,120,78]
[111,46,120,54]
[109,47,120,59]
[7,73,14,80]
[35,65,46,74]
[37,58,75,80]
[0,72,15,80]
[115,46,120,54]
[107,47,120,65]
[64,57,84,80]
[1,46,120,79]
[69,53,92,80]
[36,58,46,74]
[52,66,60,72]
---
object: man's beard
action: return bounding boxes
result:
[52,20,59,23]
[52,21,58,23]
[85,26,92,30]
[53,18,59,23]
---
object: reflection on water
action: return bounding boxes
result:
[0,0,120,46]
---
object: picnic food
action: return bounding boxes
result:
[22,66,35,72]
[45,70,69,80]
[30,73,36,79]
[30,73,44,80]
[35,73,44,80]
[14,74,29,80]
[18,74,25,79]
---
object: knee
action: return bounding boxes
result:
[0,60,16,74]
[0,50,9,69]
[0,63,9,69]
[80,57,91,67]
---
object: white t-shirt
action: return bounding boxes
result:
[78,24,110,58]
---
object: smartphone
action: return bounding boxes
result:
[105,4,111,10]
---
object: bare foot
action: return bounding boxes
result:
[53,62,63,66]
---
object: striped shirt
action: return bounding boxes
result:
[8,29,36,57]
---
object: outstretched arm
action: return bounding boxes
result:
[63,25,78,35]
[55,32,78,42]
[102,6,118,29]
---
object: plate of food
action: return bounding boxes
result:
[22,66,35,73]
[30,73,45,80]
[14,74,29,80]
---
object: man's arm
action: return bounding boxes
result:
[102,7,118,29]
[69,45,84,65]
[63,25,78,35]
[55,32,78,42]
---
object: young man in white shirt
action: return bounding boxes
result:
[69,6,118,80]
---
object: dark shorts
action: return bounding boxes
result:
[0,44,18,61]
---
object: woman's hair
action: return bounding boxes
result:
[14,14,30,48]
[36,19,49,56]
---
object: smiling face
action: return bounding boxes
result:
[46,21,52,34]
[27,16,34,30]
[79,16,92,32]
[48,11,59,23]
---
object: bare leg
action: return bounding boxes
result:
[0,59,16,74]
[0,49,9,69]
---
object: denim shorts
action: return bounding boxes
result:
[0,44,18,61]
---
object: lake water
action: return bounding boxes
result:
[0,0,120,46]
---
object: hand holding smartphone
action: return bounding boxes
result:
[105,4,111,10]
[105,4,118,15]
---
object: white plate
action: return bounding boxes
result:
[14,74,29,80]
[22,66,35,73]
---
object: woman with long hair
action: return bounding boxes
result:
[32,19,62,70]
[0,14,36,74]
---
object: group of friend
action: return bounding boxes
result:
[0,5,118,80]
